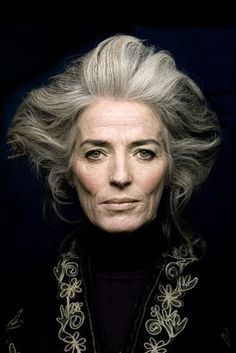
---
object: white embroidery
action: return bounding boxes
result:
[54,248,86,352]
[8,342,20,353]
[144,244,198,353]
[6,309,24,353]
[144,337,166,353]
[221,326,231,351]
[54,242,199,353]
[6,309,24,332]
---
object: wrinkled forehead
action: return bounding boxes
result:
[76,97,164,138]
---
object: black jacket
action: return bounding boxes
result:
[1,220,234,353]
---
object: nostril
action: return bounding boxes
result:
[109,171,132,187]
[109,156,132,187]
[109,179,132,188]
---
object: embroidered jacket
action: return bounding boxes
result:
[1,227,233,353]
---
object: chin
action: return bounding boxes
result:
[95,217,147,234]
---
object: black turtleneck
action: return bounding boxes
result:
[70,217,167,353]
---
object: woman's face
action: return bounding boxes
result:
[71,97,168,233]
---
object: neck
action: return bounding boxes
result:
[76,216,166,271]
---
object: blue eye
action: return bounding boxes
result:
[136,149,155,160]
[85,150,105,160]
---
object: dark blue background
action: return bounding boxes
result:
[1,20,235,270]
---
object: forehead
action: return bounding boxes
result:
[77,98,163,137]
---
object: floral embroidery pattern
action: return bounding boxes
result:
[6,309,24,353]
[8,343,20,353]
[6,309,24,332]
[54,245,86,352]
[144,337,166,353]
[59,278,82,299]
[221,326,231,352]
[144,244,198,353]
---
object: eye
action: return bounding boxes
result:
[85,149,106,160]
[135,149,155,160]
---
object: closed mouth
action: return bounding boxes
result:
[101,198,140,211]
[102,198,139,204]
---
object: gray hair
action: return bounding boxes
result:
[8,34,221,241]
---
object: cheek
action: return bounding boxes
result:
[138,164,167,195]
[72,164,103,194]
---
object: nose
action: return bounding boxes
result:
[109,154,132,188]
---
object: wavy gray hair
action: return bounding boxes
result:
[8,34,221,241]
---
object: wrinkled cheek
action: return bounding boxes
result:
[73,168,99,194]
[75,185,95,221]
[147,181,165,215]
[73,175,101,221]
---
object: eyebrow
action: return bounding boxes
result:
[130,139,161,147]
[78,139,161,148]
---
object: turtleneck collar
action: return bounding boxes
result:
[71,216,167,272]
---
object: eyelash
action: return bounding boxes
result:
[135,149,156,160]
[84,149,156,161]
[85,149,107,160]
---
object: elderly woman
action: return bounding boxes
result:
[2,35,231,353]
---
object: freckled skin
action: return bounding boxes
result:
[71,97,168,233]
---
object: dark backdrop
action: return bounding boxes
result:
[1,19,235,272]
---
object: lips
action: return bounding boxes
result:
[102,198,139,204]
[101,198,140,211]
